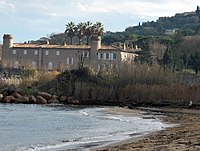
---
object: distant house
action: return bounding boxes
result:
[2,34,140,71]
[165,29,176,35]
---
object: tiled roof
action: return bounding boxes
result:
[12,43,139,53]
[12,43,122,51]
[13,43,90,49]
[99,45,121,51]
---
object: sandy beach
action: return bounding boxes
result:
[92,107,200,151]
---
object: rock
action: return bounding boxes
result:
[0,94,3,101]
[12,92,22,98]
[1,96,15,103]
[13,96,29,104]
[38,92,51,100]
[67,96,74,103]
[52,95,59,99]
[36,96,47,104]
[71,99,80,105]
[48,98,60,104]
[29,95,37,104]
[59,96,68,103]
[67,97,80,104]
[188,101,193,108]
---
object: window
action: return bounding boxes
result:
[70,58,74,64]
[45,50,49,55]
[56,51,60,56]
[83,51,89,57]
[13,50,16,54]
[113,53,117,60]
[103,53,111,60]
[32,61,36,68]
[106,53,110,60]
[97,53,101,59]
[34,50,38,55]
[14,61,19,68]
[67,58,74,65]
[48,62,53,70]
[24,50,27,55]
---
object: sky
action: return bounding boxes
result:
[0,0,199,43]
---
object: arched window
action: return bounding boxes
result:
[14,61,19,68]
[48,62,53,70]
[32,61,37,68]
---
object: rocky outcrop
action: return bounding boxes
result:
[38,92,51,100]
[0,86,81,105]
[36,96,47,104]
[2,96,15,103]
[29,95,37,104]
[59,96,68,103]
[14,96,29,104]
[48,98,60,104]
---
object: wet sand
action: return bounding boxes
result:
[92,107,200,151]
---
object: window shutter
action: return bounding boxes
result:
[110,53,113,60]
[97,53,101,59]
[71,58,74,64]
[67,58,69,64]
[104,53,106,60]
[83,51,85,57]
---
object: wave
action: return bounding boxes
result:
[15,129,136,151]
[79,111,89,116]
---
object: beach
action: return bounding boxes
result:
[92,107,200,151]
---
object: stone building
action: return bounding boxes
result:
[2,34,140,71]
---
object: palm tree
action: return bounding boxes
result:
[76,23,85,45]
[65,21,76,44]
[93,22,104,37]
[83,21,93,45]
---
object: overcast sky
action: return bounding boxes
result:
[0,0,199,43]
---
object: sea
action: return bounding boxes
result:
[0,104,170,151]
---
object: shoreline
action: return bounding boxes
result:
[91,107,200,151]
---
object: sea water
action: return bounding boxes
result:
[0,104,169,151]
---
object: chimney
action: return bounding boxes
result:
[91,36,101,50]
[135,45,138,49]
[123,43,126,50]
[2,34,13,68]
[90,36,101,69]
[3,34,13,48]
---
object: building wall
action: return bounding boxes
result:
[96,50,121,71]
[10,47,90,70]
[2,34,138,72]
[121,51,137,63]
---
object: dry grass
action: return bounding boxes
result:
[13,64,200,107]
[19,70,60,88]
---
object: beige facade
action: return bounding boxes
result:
[2,34,140,71]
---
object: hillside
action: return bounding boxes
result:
[125,12,199,36]
[102,6,200,45]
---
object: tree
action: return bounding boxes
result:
[76,23,85,45]
[93,22,104,37]
[162,45,173,68]
[83,21,93,45]
[189,52,200,74]
[65,22,76,44]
